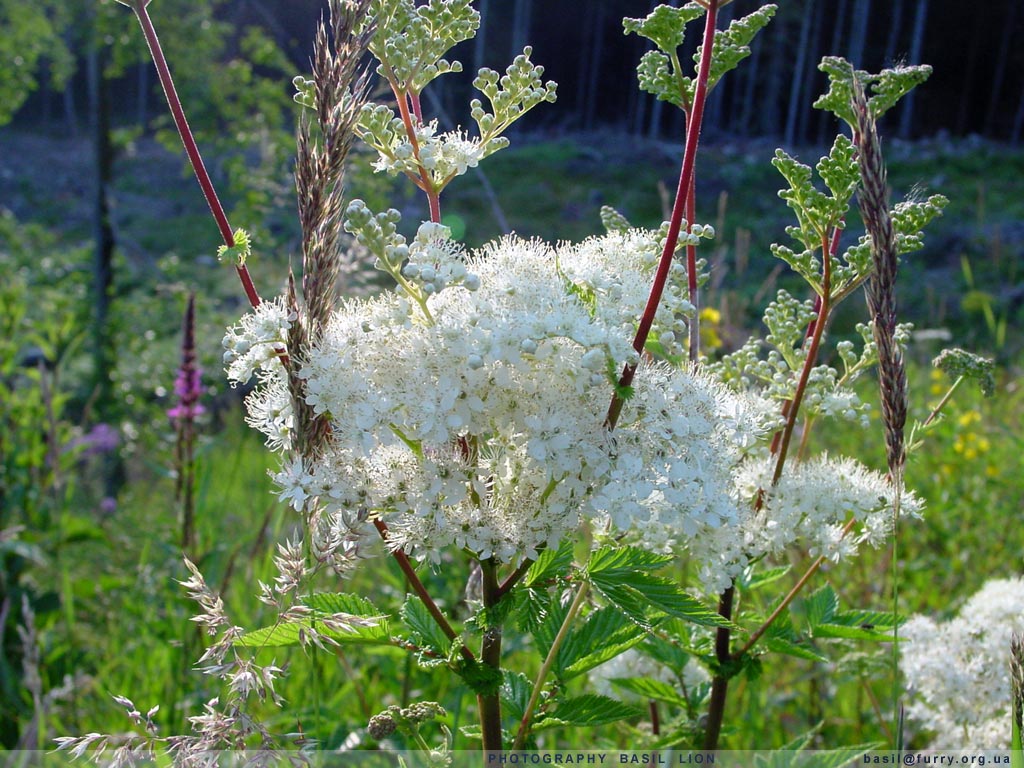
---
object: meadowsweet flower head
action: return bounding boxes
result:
[902,577,1024,747]
[235,229,772,571]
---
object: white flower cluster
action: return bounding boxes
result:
[222,297,293,383]
[372,119,485,183]
[232,230,771,579]
[902,577,1024,748]
[401,221,481,294]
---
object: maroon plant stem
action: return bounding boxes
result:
[605,0,719,430]
[478,559,504,752]
[497,556,535,599]
[393,85,442,223]
[130,2,262,310]
[701,586,734,750]
[686,170,700,363]
[771,232,833,485]
[373,520,475,662]
[703,232,836,749]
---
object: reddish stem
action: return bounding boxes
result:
[605,0,719,430]
[771,232,833,485]
[130,1,261,310]
[393,85,442,223]
[373,519,475,662]
[686,166,700,362]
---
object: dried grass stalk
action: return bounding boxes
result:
[291,0,374,460]
[852,80,907,478]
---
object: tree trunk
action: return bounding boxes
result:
[784,0,814,147]
[704,2,733,137]
[739,28,765,137]
[846,0,871,68]
[983,0,1018,137]
[1011,82,1024,145]
[899,0,929,138]
[882,0,905,65]
[583,0,606,131]
[818,0,849,142]
[760,8,788,137]
[954,9,983,135]
[511,0,532,59]
[795,0,823,144]
[87,42,116,417]
[473,0,489,74]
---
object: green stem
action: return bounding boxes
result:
[922,375,964,428]
[512,581,591,750]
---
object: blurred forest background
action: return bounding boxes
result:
[1,0,1023,751]
[6,0,1024,142]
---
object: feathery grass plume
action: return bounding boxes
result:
[852,78,906,478]
[1012,634,1024,762]
[290,0,374,461]
[297,0,374,334]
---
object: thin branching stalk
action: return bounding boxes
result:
[391,83,442,223]
[512,581,591,750]
[373,520,475,663]
[737,516,858,660]
[771,233,834,485]
[923,375,964,428]
[128,0,261,310]
[606,0,720,430]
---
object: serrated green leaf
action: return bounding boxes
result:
[533,589,570,658]
[640,631,698,671]
[611,676,689,709]
[587,545,673,577]
[763,635,828,663]
[400,595,453,657]
[698,5,777,94]
[513,585,554,636]
[303,592,381,617]
[216,228,252,266]
[623,4,705,55]
[501,671,533,724]
[534,694,642,730]
[812,623,895,642]
[235,611,389,649]
[742,565,792,591]
[525,540,574,587]
[235,592,388,649]
[557,606,646,679]
[802,585,839,628]
[587,546,731,629]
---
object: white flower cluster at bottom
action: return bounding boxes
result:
[902,577,1024,748]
